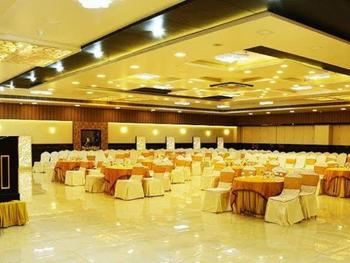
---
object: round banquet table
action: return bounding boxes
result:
[322,168,350,197]
[231,176,284,217]
[103,166,133,195]
[54,161,94,183]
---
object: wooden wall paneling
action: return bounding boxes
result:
[0,103,235,126]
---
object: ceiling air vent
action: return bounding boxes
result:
[210,81,253,88]
[204,95,233,100]
[131,87,171,95]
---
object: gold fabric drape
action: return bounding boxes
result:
[0,201,28,228]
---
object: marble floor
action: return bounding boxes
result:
[1,173,350,263]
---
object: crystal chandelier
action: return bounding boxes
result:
[78,0,114,9]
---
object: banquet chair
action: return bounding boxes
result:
[200,162,225,190]
[304,156,316,170]
[142,176,164,197]
[299,173,320,219]
[33,151,51,173]
[202,168,236,213]
[295,155,306,169]
[170,166,186,184]
[85,168,105,193]
[153,167,172,192]
[337,153,347,167]
[265,176,304,226]
[114,175,145,200]
[191,161,202,177]
[65,167,86,186]
[284,156,296,169]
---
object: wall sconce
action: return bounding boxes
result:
[179,128,187,135]
[223,129,230,135]
[152,129,159,136]
[120,126,128,134]
[205,130,211,137]
[48,127,56,134]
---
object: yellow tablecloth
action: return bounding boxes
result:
[0,201,29,228]
[231,176,284,216]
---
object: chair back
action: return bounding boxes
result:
[301,173,319,186]
[219,170,236,184]
[130,175,143,181]
[283,176,302,190]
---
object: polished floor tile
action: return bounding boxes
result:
[1,173,350,262]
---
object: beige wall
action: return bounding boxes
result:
[108,123,237,144]
[332,125,350,145]
[240,125,317,145]
[0,120,73,144]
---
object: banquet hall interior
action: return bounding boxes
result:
[1,0,350,262]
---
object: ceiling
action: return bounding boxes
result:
[0,0,183,82]
[1,0,350,116]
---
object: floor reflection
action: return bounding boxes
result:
[1,171,350,262]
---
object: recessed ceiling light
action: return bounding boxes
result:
[308,71,315,74]
[338,88,343,91]
[217,105,230,109]
[174,101,190,106]
[276,70,283,74]
[86,91,93,95]
[97,74,106,78]
[133,73,160,80]
[78,0,114,9]
[107,80,113,84]
[248,113,253,116]
[312,109,318,112]
[341,108,346,111]
[345,84,350,88]
[85,42,103,58]
[228,67,235,72]
[48,88,55,91]
[175,52,186,58]
[257,29,274,35]
[244,70,252,74]
[153,85,171,90]
[273,76,279,79]
[52,61,64,72]
[269,80,276,84]
[266,111,271,114]
[290,110,295,113]
[283,93,288,96]
[306,73,330,80]
[319,84,325,88]
[215,53,249,63]
[30,90,52,95]
[147,15,166,38]
[130,65,140,69]
[291,85,312,91]
[75,104,80,107]
[72,81,80,85]
[281,64,288,68]
[90,84,97,87]
[259,101,273,105]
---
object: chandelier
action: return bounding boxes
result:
[78,0,114,9]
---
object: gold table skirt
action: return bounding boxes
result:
[320,177,350,198]
[0,201,29,228]
[232,191,268,217]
